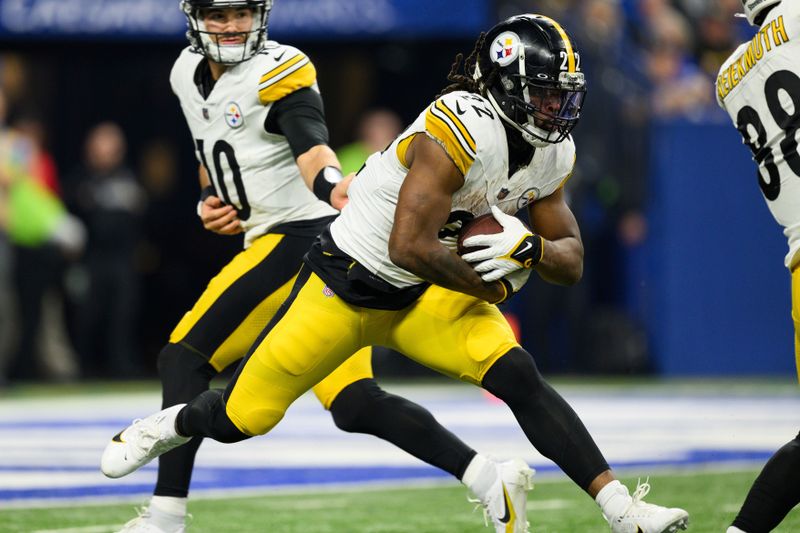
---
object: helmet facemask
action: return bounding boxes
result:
[504,70,586,145]
[181,0,272,65]
[739,0,781,26]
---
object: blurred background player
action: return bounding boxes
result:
[65,122,146,379]
[336,108,403,175]
[118,1,532,531]
[103,14,689,533]
[0,90,84,384]
[717,1,800,531]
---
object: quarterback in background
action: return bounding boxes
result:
[717,0,800,531]
[116,1,534,532]
[103,13,689,533]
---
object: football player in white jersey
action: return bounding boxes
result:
[103,14,689,533]
[717,1,800,531]
[115,1,534,532]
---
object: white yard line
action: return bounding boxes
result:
[31,526,122,533]
[1,383,797,507]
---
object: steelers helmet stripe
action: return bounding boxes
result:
[426,104,476,176]
[531,14,575,72]
[258,56,316,103]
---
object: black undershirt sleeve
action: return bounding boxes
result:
[264,87,330,158]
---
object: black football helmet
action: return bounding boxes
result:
[474,14,586,146]
[181,0,272,64]
[740,0,781,25]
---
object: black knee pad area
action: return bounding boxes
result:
[481,347,546,407]
[157,342,216,380]
[329,378,386,433]
[179,389,249,444]
[157,343,217,407]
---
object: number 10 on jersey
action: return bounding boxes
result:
[195,138,251,220]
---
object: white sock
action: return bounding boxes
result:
[726,527,747,533]
[150,495,187,516]
[144,496,187,533]
[461,454,497,502]
[594,480,631,521]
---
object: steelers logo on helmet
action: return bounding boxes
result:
[490,31,522,67]
[475,14,587,147]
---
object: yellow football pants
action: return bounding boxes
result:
[225,268,520,436]
[168,232,373,410]
[793,265,799,383]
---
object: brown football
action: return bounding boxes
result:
[457,213,503,255]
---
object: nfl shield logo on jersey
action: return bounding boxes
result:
[224,102,244,129]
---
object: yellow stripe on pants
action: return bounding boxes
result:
[792,265,800,383]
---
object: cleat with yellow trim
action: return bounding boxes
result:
[471,458,535,533]
[607,480,689,533]
[101,404,191,479]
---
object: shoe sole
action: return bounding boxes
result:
[662,515,689,533]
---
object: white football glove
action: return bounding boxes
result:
[461,206,543,283]
[504,267,533,293]
[491,268,533,305]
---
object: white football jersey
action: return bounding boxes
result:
[170,42,337,248]
[716,1,800,269]
[331,90,575,288]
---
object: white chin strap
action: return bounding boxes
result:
[203,41,247,64]
[522,124,558,148]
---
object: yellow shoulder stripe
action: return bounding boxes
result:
[258,54,317,104]
[395,133,418,168]
[435,100,476,153]
[259,53,306,84]
[532,14,575,72]
[557,153,577,190]
[425,102,477,176]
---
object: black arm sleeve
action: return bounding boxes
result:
[264,87,330,159]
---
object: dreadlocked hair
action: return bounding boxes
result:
[438,32,497,97]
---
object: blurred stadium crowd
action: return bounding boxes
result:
[0,0,753,384]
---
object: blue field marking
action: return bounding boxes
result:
[0,420,138,429]
[1,384,796,506]
[0,466,451,500]
[0,448,777,502]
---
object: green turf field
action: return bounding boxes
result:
[2,470,799,533]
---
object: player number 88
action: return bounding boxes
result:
[735,69,800,201]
